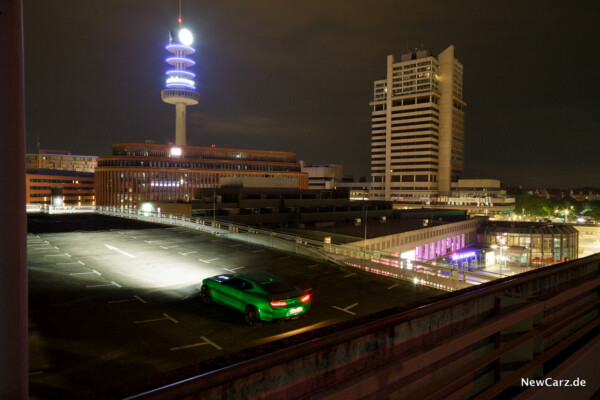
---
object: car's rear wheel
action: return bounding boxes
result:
[200,285,212,304]
[245,305,259,326]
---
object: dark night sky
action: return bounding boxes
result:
[22,1,600,188]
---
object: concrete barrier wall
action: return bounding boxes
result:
[124,254,600,400]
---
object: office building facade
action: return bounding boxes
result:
[94,143,308,208]
[25,150,97,206]
[370,45,466,203]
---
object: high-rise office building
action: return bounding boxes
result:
[369,45,466,203]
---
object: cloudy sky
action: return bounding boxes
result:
[22,1,599,188]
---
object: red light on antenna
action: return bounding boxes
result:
[178,16,182,24]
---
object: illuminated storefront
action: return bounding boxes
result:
[478,222,578,266]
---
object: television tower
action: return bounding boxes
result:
[161,4,199,146]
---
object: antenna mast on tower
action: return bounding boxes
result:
[178,0,182,24]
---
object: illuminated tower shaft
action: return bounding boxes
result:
[161,29,199,146]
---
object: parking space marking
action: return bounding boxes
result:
[387,283,400,290]
[56,262,80,266]
[86,281,121,288]
[78,261,86,265]
[160,245,178,249]
[54,246,59,249]
[134,295,147,304]
[134,313,178,325]
[104,244,136,258]
[108,295,147,304]
[223,267,244,273]
[307,263,320,269]
[333,303,358,315]
[64,253,72,257]
[199,258,219,263]
[229,244,243,248]
[70,270,101,276]
[178,251,197,256]
[344,273,357,278]
[171,336,222,351]
[28,370,44,377]
[251,249,265,253]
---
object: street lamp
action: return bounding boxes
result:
[491,235,508,277]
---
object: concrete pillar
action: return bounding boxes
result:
[175,103,187,146]
[0,0,28,398]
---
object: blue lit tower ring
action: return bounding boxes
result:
[161,27,200,146]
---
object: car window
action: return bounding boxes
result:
[224,278,253,290]
[261,281,295,294]
[239,280,253,290]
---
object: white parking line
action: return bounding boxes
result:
[307,264,320,269]
[160,245,178,249]
[134,295,147,304]
[104,244,136,258]
[64,253,72,258]
[178,251,197,256]
[53,246,59,249]
[333,303,358,315]
[199,258,219,263]
[387,283,399,290]
[171,336,222,351]
[134,313,178,325]
[229,244,243,248]
[223,267,244,273]
[251,249,265,253]
[108,295,147,304]
[78,261,85,265]
[70,270,101,276]
[344,273,357,278]
[86,281,120,288]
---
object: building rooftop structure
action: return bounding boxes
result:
[25,149,97,173]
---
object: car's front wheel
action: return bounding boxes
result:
[244,305,259,326]
[200,285,212,304]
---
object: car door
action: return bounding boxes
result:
[219,278,245,311]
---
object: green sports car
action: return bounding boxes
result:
[200,271,311,326]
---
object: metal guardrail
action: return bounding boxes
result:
[95,207,497,291]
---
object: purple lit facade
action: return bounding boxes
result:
[415,234,466,261]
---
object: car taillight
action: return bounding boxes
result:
[270,301,287,307]
[301,294,310,303]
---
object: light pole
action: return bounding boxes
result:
[364,205,368,247]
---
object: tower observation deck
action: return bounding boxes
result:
[161,21,200,146]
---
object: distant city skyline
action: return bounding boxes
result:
[22,1,599,188]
